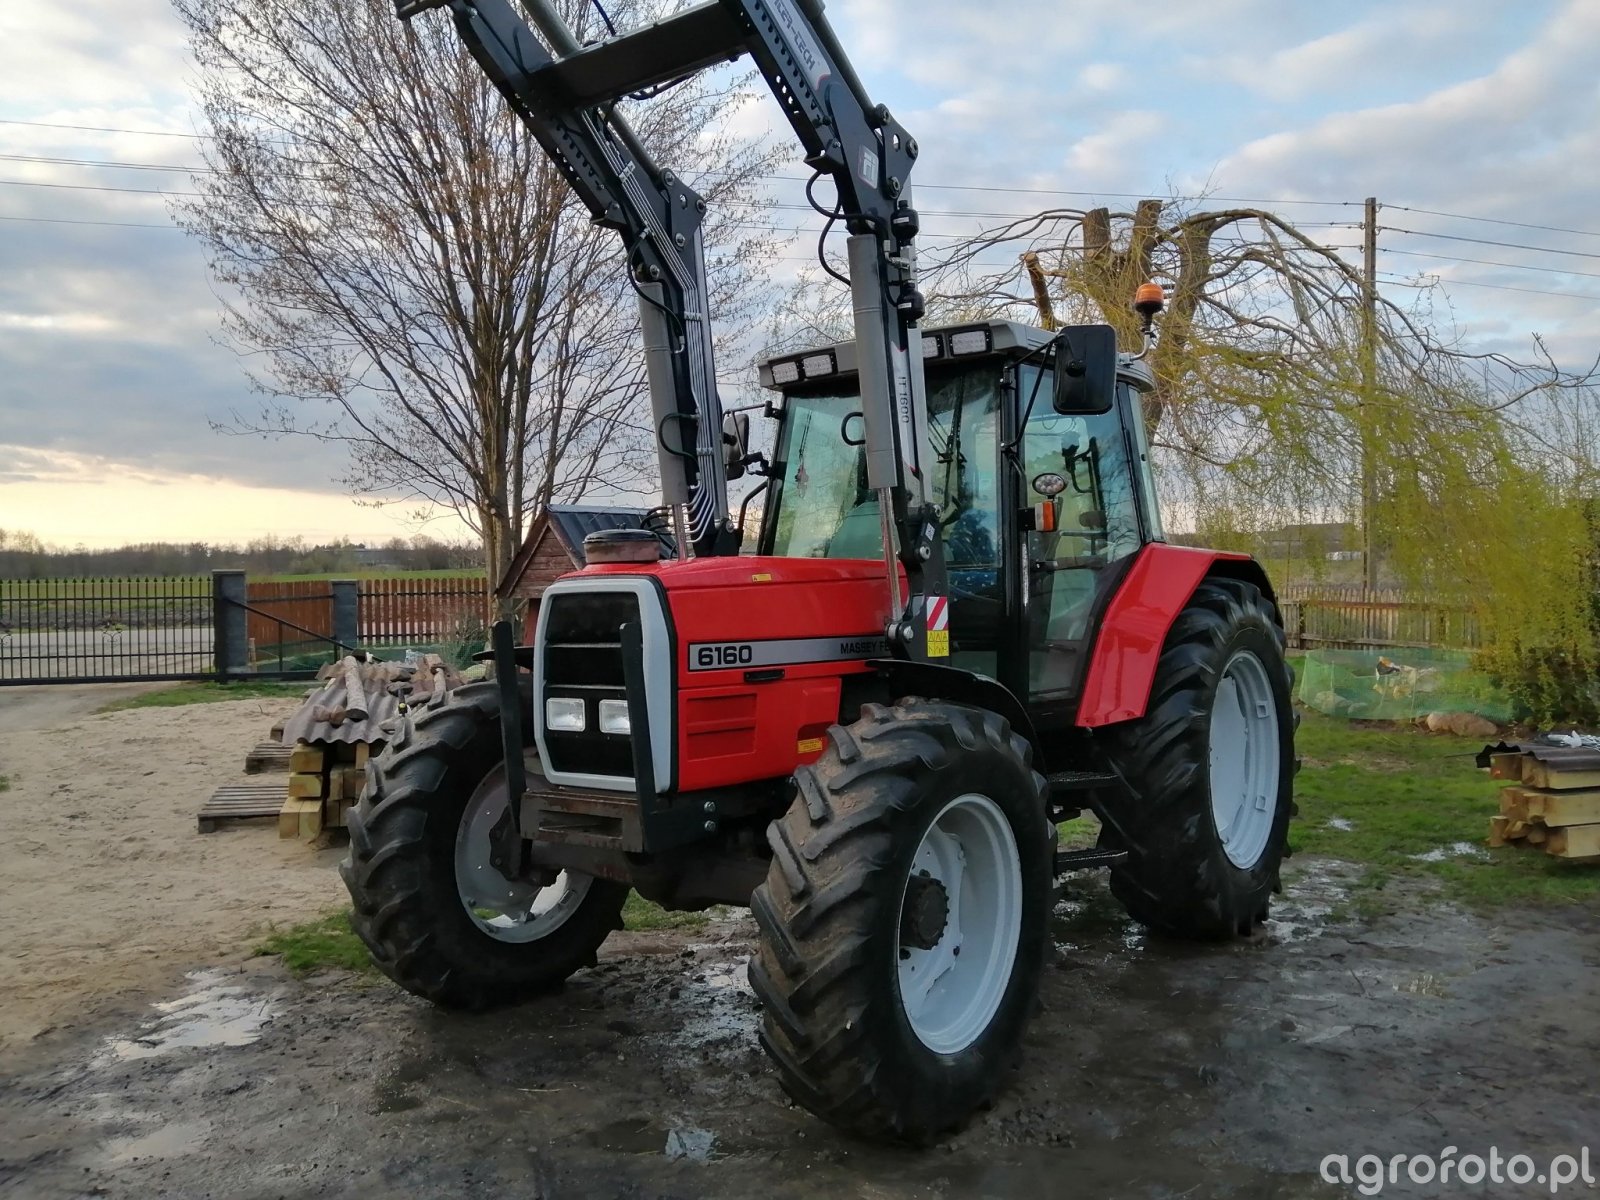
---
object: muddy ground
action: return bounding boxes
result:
[3,857,1598,1200]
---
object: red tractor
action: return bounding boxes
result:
[343,0,1296,1142]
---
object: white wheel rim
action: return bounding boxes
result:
[1208,650,1282,870]
[895,793,1023,1055]
[454,767,592,944]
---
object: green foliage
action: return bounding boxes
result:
[254,910,375,975]
[623,892,710,931]
[96,681,308,713]
[1294,710,1600,908]
[0,775,9,793]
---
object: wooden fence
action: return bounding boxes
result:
[358,574,488,645]
[1277,585,1481,651]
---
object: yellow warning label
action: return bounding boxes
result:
[751,573,773,582]
[927,629,951,657]
[796,737,825,755]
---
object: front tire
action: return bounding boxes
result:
[339,682,627,1009]
[1102,577,1296,939]
[748,700,1053,1143]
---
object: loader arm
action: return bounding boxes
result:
[399,0,947,656]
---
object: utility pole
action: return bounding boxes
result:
[1360,196,1380,592]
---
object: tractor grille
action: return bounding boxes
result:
[539,591,639,781]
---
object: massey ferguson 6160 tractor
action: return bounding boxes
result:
[342,0,1296,1141]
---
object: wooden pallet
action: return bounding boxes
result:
[198,782,291,833]
[244,742,292,774]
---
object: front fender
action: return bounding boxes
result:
[1076,545,1277,728]
[867,658,1041,760]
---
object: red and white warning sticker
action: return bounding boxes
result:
[925,595,950,656]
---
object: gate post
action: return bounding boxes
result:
[213,570,249,681]
[331,579,359,655]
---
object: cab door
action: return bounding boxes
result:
[1015,366,1149,703]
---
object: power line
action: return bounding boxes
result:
[0,118,204,139]
[0,152,208,173]
[1380,246,1600,282]
[1385,203,1600,241]
[0,214,177,230]
[1383,225,1600,261]
[1381,270,1598,302]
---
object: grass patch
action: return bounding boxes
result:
[97,680,308,714]
[1056,813,1101,850]
[623,891,710,932]
[1293,709,1600,909]
[254,910,374,976]
[0,775,9,793]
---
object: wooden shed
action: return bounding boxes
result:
[496,505,662,642]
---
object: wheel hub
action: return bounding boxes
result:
[894,793,1024,1056]
[454,766,592,944]
[899,872,949,950]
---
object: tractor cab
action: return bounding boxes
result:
[754,318,1163,721]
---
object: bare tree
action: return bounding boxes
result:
[173,0,780,591]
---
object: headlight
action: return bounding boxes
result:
[545,697,586,732]
[597,698,631,735]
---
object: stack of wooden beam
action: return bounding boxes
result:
[1485,746,1600,860]
[279,739,380,840]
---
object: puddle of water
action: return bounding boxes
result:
[1412,841,1487,863]
[101,970,277,1063]
[1052,886,1146,953]
[1268,859,1358,944]
[103,1119,212,1166]
[665,1125,716,1163]
[663,953,759,1057]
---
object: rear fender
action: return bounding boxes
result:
[1076,545,1276,728]
[868,658,1042,760]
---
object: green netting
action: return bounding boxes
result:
[1296,647,1515,722]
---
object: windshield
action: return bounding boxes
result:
[765,363,1001,564]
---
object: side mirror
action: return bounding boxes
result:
[1052,324,1118,415]
[722,412,750,481]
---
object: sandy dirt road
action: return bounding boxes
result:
[0,686,346,1048]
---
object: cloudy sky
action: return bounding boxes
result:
[2,0,1597,548]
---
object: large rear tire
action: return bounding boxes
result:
[748,700,1054,1143]
[1102,577,1296,939]
[340,682,627,1009]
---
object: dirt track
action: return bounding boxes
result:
[3,862,1598,1198]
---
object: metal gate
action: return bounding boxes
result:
[0,576,217,685]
